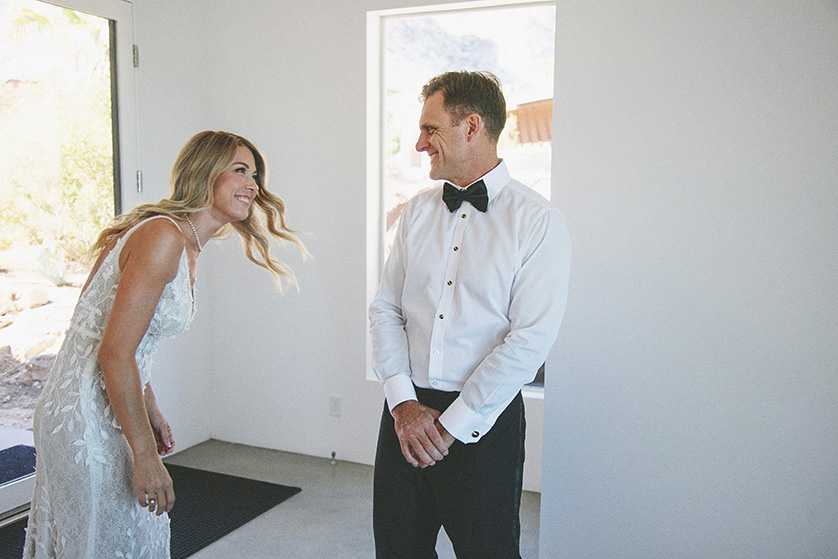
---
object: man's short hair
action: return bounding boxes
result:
[420,71,507,142]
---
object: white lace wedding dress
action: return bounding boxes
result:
[23,216,195,559]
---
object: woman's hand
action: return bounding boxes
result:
[133,453,175,515]
[147,406,175,456]
[144,384,175,456]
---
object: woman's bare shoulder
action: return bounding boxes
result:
[120,217,187,280]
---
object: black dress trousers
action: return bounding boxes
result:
[373,386,526,559]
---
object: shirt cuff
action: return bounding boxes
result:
[438,396,493,444]
[383,374,418,413]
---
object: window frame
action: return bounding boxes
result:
[365,0,556,389]
[40,0,139,213]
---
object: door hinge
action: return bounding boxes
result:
[136,170,143,193]
[132,44,139,68]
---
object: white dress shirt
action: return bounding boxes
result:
[369,160,571,443]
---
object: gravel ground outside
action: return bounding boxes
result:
[0,247,86,432]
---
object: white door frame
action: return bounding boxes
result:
[0,0,138,521]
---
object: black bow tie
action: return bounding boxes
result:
[442,180,489,212]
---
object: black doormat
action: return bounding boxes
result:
[166,463,301,557]
[0,463,301,558]
[0,445,36,485]
[0,517,25,558]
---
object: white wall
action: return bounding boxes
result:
[193,0,383,464]
[132,1,216,450]
[542,1,838,557]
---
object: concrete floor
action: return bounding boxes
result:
[0,425,34,449]
[164,439,541,558]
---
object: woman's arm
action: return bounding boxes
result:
[97,218,185,515]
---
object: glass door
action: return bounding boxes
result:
[0,0,136,522]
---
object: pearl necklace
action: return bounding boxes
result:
[184,215,203,252]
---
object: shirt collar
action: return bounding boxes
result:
[462,159,509,203]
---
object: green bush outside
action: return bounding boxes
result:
[0,2,114,283]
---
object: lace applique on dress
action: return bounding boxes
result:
[23,216,195,559]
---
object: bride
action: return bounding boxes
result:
[22,130,306,558]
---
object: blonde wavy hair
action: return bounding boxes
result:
[91,130,307,289]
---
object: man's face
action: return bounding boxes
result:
[415,91,470,186]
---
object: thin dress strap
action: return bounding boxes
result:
[120,214,183,244]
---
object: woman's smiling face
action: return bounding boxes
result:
[210,145,258,224]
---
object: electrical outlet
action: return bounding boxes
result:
[329,395,342,417]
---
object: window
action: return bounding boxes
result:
[369,1,556,261]
[367,1,556,386]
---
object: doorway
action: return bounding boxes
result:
[0,0,135,521]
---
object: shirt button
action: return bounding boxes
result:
[447,280,453,286]
[461,213,467,218]
[453,246,459,251]
[438,314,444,319]
[471,431,480,438]
[432,382,439,387]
